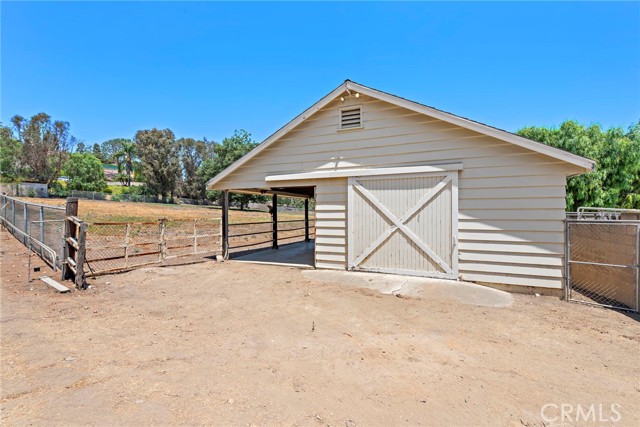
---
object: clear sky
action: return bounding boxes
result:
[2,1,639,146]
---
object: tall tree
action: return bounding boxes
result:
[114,140,138,186]
[64,153,108,192]
[91,143,108,162]
[178,137,207,199]
[11,113,72,184]
[518,120,640,210]
[75,142,87,153]
[101,138,131,163]
[0,124,22,181]
[134,128,180,202]
[199,129,267,209]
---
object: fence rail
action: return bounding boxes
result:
[84,218,222,276]
[228,218,316,254]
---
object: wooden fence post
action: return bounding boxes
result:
[75,222,87,289]
[124,223,131,268]
[305,198,310,242]
[272,193,278,249]
[222,190,229,259]
[159,219,167,263]
[62,198,79,281]
[193,219,198,254]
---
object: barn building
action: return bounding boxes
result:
[207,81,594,293]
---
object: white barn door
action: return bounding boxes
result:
[348,172,458,279]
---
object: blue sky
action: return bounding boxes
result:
[2,1,639,146]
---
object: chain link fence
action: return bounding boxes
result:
[566,219,640,312]
[1,194,66,269]
[83,218,222,276]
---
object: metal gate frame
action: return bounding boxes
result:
[347,170,459,280]
[565,213,640,312]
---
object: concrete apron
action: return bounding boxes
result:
[303,270,513,308]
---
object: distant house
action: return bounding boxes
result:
[102,164,119,181]
[102,164,134,182]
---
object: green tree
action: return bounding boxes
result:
[11,113,72,184]
[91,143,108,162]
[64,153,107,191]
[75,141,87,154]
[178,137,207,200]
[134,128,180,202]
[0,124,22,181]
[198,129,267,209]
[114,140,138,186]
[100,138,131,163]
[518,120,640,210]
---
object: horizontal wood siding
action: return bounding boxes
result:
[314,179,348,270]
[216,94,580,288]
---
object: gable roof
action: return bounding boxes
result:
[207,80,595,188]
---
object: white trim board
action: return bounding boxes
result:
[266,163,463,182]
[207,80,595,189]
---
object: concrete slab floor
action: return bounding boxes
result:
[232,240,315,267]
[303,269,513,308]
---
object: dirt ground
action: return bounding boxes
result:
[1,228,639,427]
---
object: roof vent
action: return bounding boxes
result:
[339,106,362,130]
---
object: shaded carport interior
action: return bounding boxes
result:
[220,185,316,268]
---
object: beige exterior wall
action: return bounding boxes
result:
[216,94,585,289]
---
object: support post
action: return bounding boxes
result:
[124,223,131,268]
[221,190,229,259]
[39,206,44,242]
[159,219,167,263]
[23,202,27,235]
[62,198,79,281]
[272,193,278,249]
[304,198,310,242]
[11,199,16,227]
[193,219,198,254]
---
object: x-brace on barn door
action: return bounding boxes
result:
[348,171,458,279]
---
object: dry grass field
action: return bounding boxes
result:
[18,198,306,223]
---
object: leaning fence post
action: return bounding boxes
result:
[74,222,87,289]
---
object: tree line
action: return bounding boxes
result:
[1,112,638,210]
[0,113,265,208]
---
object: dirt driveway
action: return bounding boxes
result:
[1,229,639,426]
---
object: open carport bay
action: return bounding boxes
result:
[1,230,639,426]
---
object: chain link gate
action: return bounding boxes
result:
[566,210,640,312]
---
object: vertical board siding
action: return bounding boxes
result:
[216,94,577,289]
